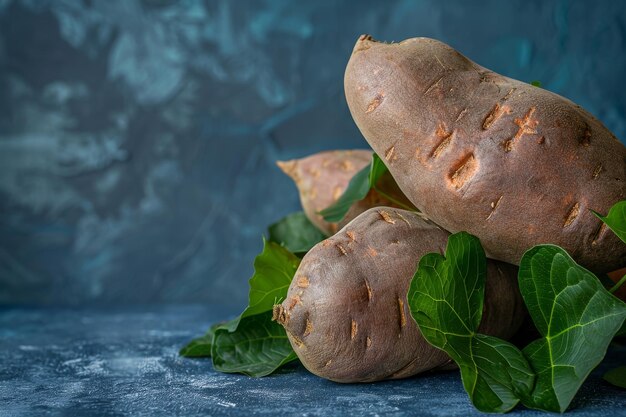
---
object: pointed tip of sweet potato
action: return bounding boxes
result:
[276,160,298,180]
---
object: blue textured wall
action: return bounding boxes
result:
[1,0,625,307]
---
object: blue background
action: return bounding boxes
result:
[1,0,625,308]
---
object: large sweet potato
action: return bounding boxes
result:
[344,35,626,273]
[278,150,413,234]
[274,207,524,383]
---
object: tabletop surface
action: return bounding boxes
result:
[1,305,625,417]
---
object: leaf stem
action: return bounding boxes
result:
[372,185,416,212]
[610,274,626,294]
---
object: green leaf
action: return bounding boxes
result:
[518,245,626,412]
[369,153,388,187]
[179,321,230,358]
[593,200,626,243]
[210,240,300,375]
[530,80,542,87]
[221,240,300,332]
[604,366,626,389]
[181,240,301,376]
[408,232,534,413]
[211,312,298,377]
[319,153,388,223]
[318,162,370,222]
[268,212,327,254]
[180,333,213,358]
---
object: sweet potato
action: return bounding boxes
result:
[344,35,626,273]
[273,207,524,383]
[278,150,414,234]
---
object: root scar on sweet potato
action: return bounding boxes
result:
[398,298,407,328]
[366,92,385,113]
[591,222,608,246]
[455,108,468,122]
[341,159,355,172]
[592,164,603,179]
[449,153,478,190]
[482,103,511,130]
[486,196,503,220]
[431,123,454,158]
[396,212,412,226]
[385,145,396,162]
[424,75,444,95]
[297,276,310,288]
[502,88,516,101]
[364,279,373,301]
[272,304,288,325]
[304,318,313,337]
[512,107,539,141]
[377,209,395,224]
[290,332,304,348]
[563,202,581,228]
[288,295,303,310]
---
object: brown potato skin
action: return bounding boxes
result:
[344,36,626,273]
[278,150,414,235]
[275,207,524,383]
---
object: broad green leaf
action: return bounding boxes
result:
[180,333,213,358]
[221,239,300,332]
[211,312,298,377]
[604,366,626,389]
[408,232,534,413]
[530,80,542,87]
[268,212,327,254]
[210,241,299,375]
[518,245,626,412]
[593,200,626,243]
[181,240,301,376]
[319,153,388,222]
[179,321,234,358]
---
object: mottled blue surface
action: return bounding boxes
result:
[1,0,626,306]
[1,305,625,416]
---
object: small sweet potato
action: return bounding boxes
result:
[278,150,413,234]
[274,207,524,383]
[344,36,626,273]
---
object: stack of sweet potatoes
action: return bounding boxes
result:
[273,36,626,383]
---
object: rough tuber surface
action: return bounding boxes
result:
[344,35,626,273]
[274,207,525,383]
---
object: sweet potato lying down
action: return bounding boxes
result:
[273,207,524,383]
[345,35,626,273]
[278,150,413,234]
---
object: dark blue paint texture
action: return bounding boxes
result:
[0,1,625,307]
[1,305,625,416]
